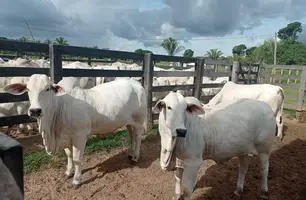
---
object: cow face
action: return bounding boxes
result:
[3,74,65,118]
[153,91,204,170]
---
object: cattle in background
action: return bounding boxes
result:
[203,81,285,140]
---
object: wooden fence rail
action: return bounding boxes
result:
[1,39,306,131]
[259,64,306,121]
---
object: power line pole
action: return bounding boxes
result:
[24,20,35,41]
[274,32,277,65]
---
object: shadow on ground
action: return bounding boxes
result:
[81,135,161,185]
[192,139,306,200]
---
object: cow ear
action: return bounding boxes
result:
[186,104,205,115]
[3,83,27,95]
[51,84,66,96]
[153,100,165,113]
[184,96,205,115]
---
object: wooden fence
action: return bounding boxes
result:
[258,64,306,112]
[1,39,305,134]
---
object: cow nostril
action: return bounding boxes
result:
[176,128,187,138]
[29,108,42,116]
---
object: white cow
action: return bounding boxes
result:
[4,74,147,188]
[0,61,96,134]
[201,77,228,96]
[0,58,43,132]
[203,81,284,140]
[152,77,171,102]
[153,91,276,200]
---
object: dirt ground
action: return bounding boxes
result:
[24,118,306,200]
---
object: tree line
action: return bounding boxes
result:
[1,21,306,65]
[135,21,306,65]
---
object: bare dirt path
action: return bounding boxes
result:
[25,118,306,200]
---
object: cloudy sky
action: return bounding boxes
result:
[1,0,306,56]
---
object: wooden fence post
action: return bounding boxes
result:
[143,53,154,131]
[257,62,265,84]
[193,58,205,99]
[88,56,92,66]
[296,67,306,122]
[231,61,239,83]
[49,44,63,83]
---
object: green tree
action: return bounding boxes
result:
[251,40,275,64]
[0,37,8,40]
[278,21,302,42]
[54,37,69,45]
[183,49,194,58]
[246,46,257,57]
[160,37,185,56]
[277,42,306,65]
[205,48,223,60]
[92,45,99,49]
[134,48,152,54]
[232,44,247,56]
[19,36,30,42]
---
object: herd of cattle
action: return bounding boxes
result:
[0,57,285,199]
[0,57,228,134]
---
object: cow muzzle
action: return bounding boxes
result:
[29,108,42,117]
[176,128,187,138]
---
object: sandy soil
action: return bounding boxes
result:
[24,118,306,200]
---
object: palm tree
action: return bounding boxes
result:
[160,37,185,56]
[54,37,69,45]
[19,36,30,42]
[205,48,223,60]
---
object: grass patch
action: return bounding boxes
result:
[24,129,130,175]
[24,125,159,175]
[284,108,296,119]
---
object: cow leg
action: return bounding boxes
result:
[276,114,284,140]
[16,104,26,133]
[173,167,184,200]
[233,154,249,198]
[126,125,136,161]
[182,159,202,200]
[127,124,142,162]
[71,135,87,188]
[259,153,270,199]
[64,148,74,180]
[131,125,143,162]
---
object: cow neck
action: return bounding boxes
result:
[38,94,62,133]
[178,112,217,158]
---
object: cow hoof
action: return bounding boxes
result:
[128,155,139,164]
[260,191,269,200]
[63,174,74,180]
[171,194,182,200]
[231,188,243,199]
[68,183,81,190]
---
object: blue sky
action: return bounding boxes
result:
[1,0,306,57]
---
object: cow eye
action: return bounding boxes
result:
[45,88,50,92]
[167,106,172,110]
